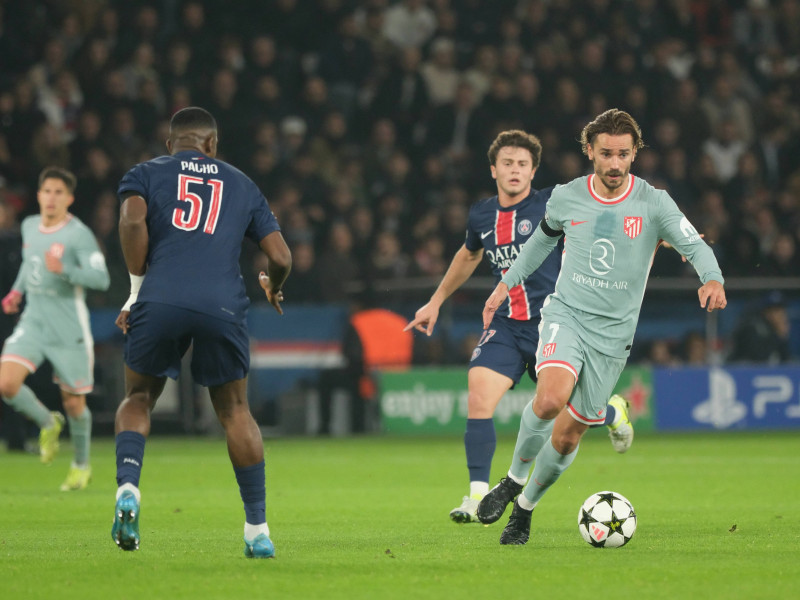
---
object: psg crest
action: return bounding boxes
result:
[517,219,533,235]
[624,216,642,239]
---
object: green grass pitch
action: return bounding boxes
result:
[2,430,799,600]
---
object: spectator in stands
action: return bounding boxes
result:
[382,0,437,50]
[316,220,363,303]
[281,242,320,305]
[318,303,412,435]
[729,292,792,364]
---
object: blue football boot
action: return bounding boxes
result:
[112,490,140,551]
[243,533,275,558]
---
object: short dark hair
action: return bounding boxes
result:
[170,106,217,133]
[487,130,542,168]
[580,109,644,155]
[38,166,76,193]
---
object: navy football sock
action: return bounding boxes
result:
[602,403,616,426]
[465,418,496,484]
[115,431,146,487]
[234,461,266,525]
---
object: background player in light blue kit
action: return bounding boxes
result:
[111,107,291,557]
[0,166,110,490]
[478,109,727,544]
[405,130,633,524]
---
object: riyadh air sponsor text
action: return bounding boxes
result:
[572,272,629,290]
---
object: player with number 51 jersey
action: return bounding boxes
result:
[117,148,280,322]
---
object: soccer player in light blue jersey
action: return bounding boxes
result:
[405,130,633,525]
[477,109,727,544]
[0,166,110,490]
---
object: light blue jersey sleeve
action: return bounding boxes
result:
[10,221,32,294]
[11,260,29,295]
[61,225,111,291]
[655,191,724,285]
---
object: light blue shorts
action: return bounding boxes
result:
[535,310,626,425]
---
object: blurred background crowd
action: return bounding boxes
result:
[1,0,799,368]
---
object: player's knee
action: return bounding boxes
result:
[532,390,567,419]
[0,377,22,400]
[466,390,498,418]
[61,393,85,416]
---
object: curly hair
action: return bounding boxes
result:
[580,109,644,155]
[487,129,542,168]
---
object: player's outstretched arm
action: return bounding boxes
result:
[258,231,292,315]
[482,282,509,330]
[698,280,727,313]
[404,244,482,336]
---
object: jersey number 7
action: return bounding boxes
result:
[173,174,224,234]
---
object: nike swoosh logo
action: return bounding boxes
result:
[481,231,493,239]
[571,220,588,226]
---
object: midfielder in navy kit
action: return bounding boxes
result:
[1,166,110,490]
[111,107,291,558]
[405,130,632,524]
[478,109,727,544]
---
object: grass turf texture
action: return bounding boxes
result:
[1,430,798,600]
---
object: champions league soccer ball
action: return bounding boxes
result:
[578,491,637,548]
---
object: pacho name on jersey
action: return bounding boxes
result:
[180,161,219,174]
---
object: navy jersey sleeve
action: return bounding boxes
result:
[244,180,280,244]
[117,163,149,202]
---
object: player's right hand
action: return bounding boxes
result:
[259,271,284,315]
[1,290,22,314]
[404,302,440,336]
[115,310,131,334]
[482,283,509,329]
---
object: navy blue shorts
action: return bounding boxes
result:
[468,314,541,386]
[124,302,249,387]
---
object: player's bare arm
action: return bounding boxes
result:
[698,280,727,313]
[116,195,149,333]
[258,231,292,315]
[405,244,483,336]
[482,282,509,330]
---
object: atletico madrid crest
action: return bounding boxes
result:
[542,342,556,358]
[624,216,642,239]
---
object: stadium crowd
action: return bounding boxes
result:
[1,0,799,365]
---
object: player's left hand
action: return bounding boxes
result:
[259,271,284,315]
[482,282,509,329]
[698,280,726,313]
[44,248,64,274]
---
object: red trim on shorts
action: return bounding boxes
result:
[0,354,36,372]
[536,359,578,381]
[567,403,605,425]
[53,375,92,395]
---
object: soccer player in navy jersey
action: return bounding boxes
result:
[405,130,633,524]
[111,107,291,558]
